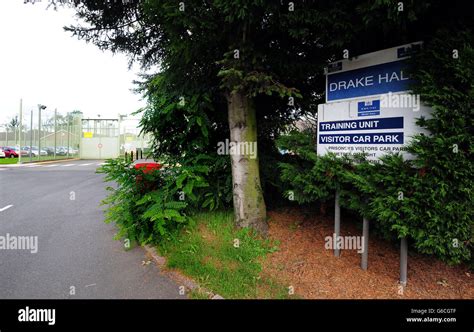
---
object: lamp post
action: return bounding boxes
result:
[30,109,33,162]
[18,99,22,164]
[67,112,70,158]
[54,109,57,159]
[38,104,46,161]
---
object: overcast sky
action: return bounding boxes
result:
[0,0,145,125]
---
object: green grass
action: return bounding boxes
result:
[0,155,78,164]
[0,158,19,164]
[156,211,289,299]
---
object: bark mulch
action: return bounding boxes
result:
[262,209,473,299]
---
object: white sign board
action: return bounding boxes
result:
[318,42,431,161]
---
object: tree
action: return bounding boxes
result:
[8,116,20,145]
[64,0,353,234]
[62,0,473,236]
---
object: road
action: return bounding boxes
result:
[0,160,185,299]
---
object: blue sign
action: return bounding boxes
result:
[326,60,413,101]
[358,100,380,116]
[319,117,403,132]
[319,132,404,144]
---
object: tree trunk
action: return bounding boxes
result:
[226,91,268,235]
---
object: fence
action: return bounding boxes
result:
[0,107,81,163]
[118,118,152,157]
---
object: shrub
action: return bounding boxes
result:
[98,157,212,244]
[277,31,473,265]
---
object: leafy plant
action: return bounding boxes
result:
[276,31,473,265]
[98,157,220,244]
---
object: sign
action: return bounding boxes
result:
[83,132,93,138]
[327,60,412,102]
[319,132,404,144]
[357,100,380,116]
[325,42,422,103]
[317,99,431,160]
[319,117,403,132]
[98,143,103,149]
[318,42,432,161]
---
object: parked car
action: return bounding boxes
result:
[11,146,28,157]
[56,147,77,156]
[0,147,19,158]
[42,147,55,156]
[22,146,47,157]
[56,147,67,156]
[0,148,5,158]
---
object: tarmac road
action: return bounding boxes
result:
[0,160,185,299]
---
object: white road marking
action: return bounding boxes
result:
[43,164,59,168]
[85,283,96,288]
[61,164,75,167]
[97,162,106,166]
[0,205,13,212]
[0,169,6,171]
[26,165,40,168]
[79,163,92,166]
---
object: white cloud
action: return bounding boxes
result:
[0,0,146,124]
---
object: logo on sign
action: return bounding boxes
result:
[358,100,381,116]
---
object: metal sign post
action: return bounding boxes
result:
[361,217,369,270]
[334,190,341,257]
[318,43,431,284]
[400,237,408,286]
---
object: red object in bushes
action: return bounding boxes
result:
[134,162,162,173]
[135,163,162,192]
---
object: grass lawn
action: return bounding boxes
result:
[156,211,290,299]
[0,156,78,164]
[0,158,19,164]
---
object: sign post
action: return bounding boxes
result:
[334,190,341,257]
[318,42,429,162]
[361,217,369,270]
[319,43,430,282]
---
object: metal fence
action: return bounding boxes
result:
[119,118,151,157]
[0,106,81,163]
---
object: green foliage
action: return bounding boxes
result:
[277,129,353,203]
[68,0,473,263]
[277,31,474,265]
[97,157,222,244]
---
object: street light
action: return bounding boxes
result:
[38,104,46,161]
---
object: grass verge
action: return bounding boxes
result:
[0,156,78,164]
[156,211,289,299]
[0,158,18,164]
